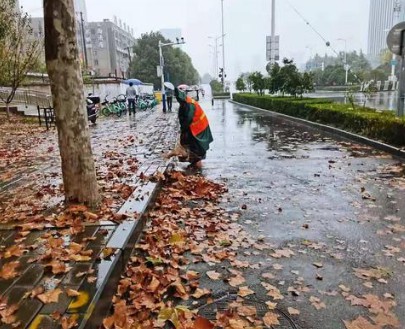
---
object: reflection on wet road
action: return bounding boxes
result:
[199,100,405,329]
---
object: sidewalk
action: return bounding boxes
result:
[0,109,178,328]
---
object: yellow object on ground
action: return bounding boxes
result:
[155,91,162,102]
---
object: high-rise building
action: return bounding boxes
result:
[87,19,135,77]
[368,0,405,58]
[159,28,182,43]
[28,0,88,68]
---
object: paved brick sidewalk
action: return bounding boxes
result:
[0,109,178,329]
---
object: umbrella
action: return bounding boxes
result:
[177,84,189,91]
[164,82,175,90]
[124,79,142,85]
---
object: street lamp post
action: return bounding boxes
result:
[221,0,226,91]
[158,38,185,112]
[209,36,222,79]
[337,38,349,85]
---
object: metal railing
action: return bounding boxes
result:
[0,88,52,108]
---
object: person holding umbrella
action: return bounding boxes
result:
[164,82,175,112]
[167,87,213,168]
[125,81,138,115]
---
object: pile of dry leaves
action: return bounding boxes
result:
[103,171,287,329]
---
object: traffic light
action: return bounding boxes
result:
[219,67,224,78]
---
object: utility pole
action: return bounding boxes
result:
[221,0,226,91]
[209,36,221,80]
[80,12,88,71]
[159,38,185,112]
[390,0,402,82]
[271,0,275,65]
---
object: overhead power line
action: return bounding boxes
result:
[285,0,339,57]
[285,0,362,83]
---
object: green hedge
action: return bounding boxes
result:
[213,92,231,98]
[233,93,405,147]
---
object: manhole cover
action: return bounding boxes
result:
[196,293,299,329]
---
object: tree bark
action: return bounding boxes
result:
[43,0,100,207]
[5,103,10,121]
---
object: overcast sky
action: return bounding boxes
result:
[21,0,370,80]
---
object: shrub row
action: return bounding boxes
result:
[233,93,405,147]
[213,92,231,98]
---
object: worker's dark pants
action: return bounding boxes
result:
[128,99,136,114]
[166,96,173,111]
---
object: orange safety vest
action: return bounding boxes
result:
[187,98,209,137]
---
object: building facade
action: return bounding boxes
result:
[27,0,134,78]
[368,0,405,58]
[28,14,86,67]
[87,19,135,77]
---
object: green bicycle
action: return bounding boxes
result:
[101,96,125,117]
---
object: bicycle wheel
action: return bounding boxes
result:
[120,102,127,114]
[101,107,110,116]
[115,106,122,117]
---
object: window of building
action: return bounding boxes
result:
[94,59,99,66]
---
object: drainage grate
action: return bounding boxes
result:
[196,292,299,329]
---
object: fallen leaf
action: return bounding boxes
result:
[343,316,379,329]
[37,289,63,304]
[169,233,186,245]
[4,245,25,259]
[271,249,295,258]
[206,271,221,280]
[61,315,78,329]
[238,305,257,317]
[29,286,45,298]
[0,303,18,325]
[262,272,275,279]
[194,316,214,329]
[147,277,160,292]
[186,271,200,280]
[265,301,277,310]
[238,286,255,297]
[229,275,246,287]
[101,248,115,259]
[339,285,351,293]
[69,254,91,262]
[66,289,80,297]
[0,262,20,280]
[87,276,97,283]
[192,288,211,299]
[263,312,280,326]
[287,307,300,315]
[46,261,70,275]
[309,296,326,310]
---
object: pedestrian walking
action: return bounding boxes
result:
[168,87,213,168]
[166,88,173,112]
[126,82,137,115]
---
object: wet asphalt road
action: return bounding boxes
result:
[195,99,405,329]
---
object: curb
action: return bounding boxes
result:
[77,162,173,329]
[230,100,405,160]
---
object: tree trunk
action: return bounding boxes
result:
[43,0,100,207]
[5,103,10,121]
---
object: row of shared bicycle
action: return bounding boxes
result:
[86,94,159,123]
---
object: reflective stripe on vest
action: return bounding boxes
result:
[187,99,209,136]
